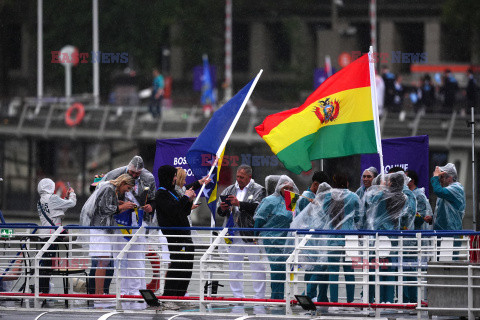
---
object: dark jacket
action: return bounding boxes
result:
[155,165,193,237]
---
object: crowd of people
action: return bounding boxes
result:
[32,156,466,309]
[377,66,478,117]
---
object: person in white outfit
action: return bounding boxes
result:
[37,178,77,293]
[217,165,267,299]
[101,156,156,309]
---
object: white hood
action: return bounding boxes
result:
[38,178,55,195]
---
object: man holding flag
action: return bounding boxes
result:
[217,164,266,299]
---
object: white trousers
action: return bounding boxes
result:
[228,237,266,299]
[113,233,147,310]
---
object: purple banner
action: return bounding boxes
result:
[154,138,197,188]
[193,65,216,92]
[360,135,430,196]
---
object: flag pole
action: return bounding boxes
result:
[368,46,384,178]
[192,69,264,207]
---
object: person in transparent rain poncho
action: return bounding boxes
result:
[387,168,419,304]
[387,167,417,231]
[363,172,409,303]
[355,167,378,229]
[80,174,138,309]
[402,170,434,303]
[254,175,298,300]
[429,163,465,231]
[264,175,281,196]
[406,170,433,231]
[356,167,378,200]
[287,181,332,303]
[102,156,159,296]
[322,173,360,305]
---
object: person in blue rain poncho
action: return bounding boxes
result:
[323,173,360,306]
[387,167,417,231]
[356,167,378,200]
[406,170,433,230]
[355,167,378,229]
[254,175,298,300]
[429,163,465,230]
[387,168,419,304]
[363,172,408,303]
[288,181,331,303]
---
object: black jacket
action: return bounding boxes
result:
[155,165,193,237]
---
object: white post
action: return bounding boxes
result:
[65,64,72,106]
[370,0,377,52]
[36,0,43,115]
[93,0,100,107]
[471,107,476,230]
[224,0,233,101]
[368,46,384,177]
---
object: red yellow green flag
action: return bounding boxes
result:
[284,190,300,212]
[256,54,378,174]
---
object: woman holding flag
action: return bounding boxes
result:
[253,175,298,299]
[155,165,196,303]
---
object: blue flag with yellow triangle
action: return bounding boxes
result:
[186,76,258,220]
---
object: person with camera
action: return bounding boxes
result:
[216,164,266,299]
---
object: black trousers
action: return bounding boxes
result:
[162,236,194,297]
[39,244,57,293]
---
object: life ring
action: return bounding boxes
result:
[55,181,68,199]
[65,103,85,127]
[146,250,161,291]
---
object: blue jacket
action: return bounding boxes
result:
[431,177,465,230]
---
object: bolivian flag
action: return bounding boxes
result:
[284,190,300,212]
[256,54,379,174]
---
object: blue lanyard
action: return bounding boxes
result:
[157,187,179,201]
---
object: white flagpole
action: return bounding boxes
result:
[368,46,384,178]
[191,69,263,207]
[216,69,263,159]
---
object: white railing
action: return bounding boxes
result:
[0,225,478,319]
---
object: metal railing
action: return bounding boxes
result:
[0,225,479,319]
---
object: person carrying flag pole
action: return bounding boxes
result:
[186,69,264,229]
[217,165,266,299]
[186,70,264,299]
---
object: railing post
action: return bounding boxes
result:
[33,226,63,308]
[468,265,474,320]
[362,234,369,306]
[285,231,297,315]
[416,232,422,320]
[199,228,227,312]
[398,236,404,304]
[375,233,380,319]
